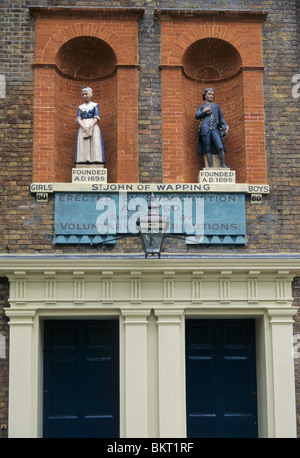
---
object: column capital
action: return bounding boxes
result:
[154,309,184,320]
[4,309,36,326]
[121,309,151,324]
[155,310,184,326]
[268,308,297,324]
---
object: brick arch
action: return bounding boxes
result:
[182,38,243,81]
[40,23,131,65]
[167,25,258,68]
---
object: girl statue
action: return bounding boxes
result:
[75,86,105,164]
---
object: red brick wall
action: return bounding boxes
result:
[33,68,56,182]
[161,68,185,182]
[158,12,267,184]
[31,9,268,185]
[54,74,79,182]
[242,70,267,183]
[32,9,140,184]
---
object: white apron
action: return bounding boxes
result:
[76,119,105,163]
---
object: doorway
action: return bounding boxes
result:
[43,320,119,438]
[186,319,258,438]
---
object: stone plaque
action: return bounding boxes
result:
[199,169,236,184]
[54,192,245,245]
[72,167,107,183]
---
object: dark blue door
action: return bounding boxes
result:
[186,319,258,438]
[43,320,119,438]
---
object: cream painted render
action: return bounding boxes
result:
[1,255,299,438]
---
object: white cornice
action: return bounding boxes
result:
[1,254,300,276]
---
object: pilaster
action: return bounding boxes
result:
[268,308,297,437]
[4,310,36,438]
[155,309,185,437]
[121,309,151,437]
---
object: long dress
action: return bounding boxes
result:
[75,102,105,163]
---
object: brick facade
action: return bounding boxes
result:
[0,0,300,438]
[0,1,298,255]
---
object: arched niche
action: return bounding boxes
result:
[157,9,268,185]
[55,37,117,80]
[53,36,118,182]
[31,7,143,184]
[182,38,245,182]
[182,38,242,81]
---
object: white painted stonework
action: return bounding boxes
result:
[1,256,299,438]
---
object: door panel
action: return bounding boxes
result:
[186,319,258,438]
[43,320,119,438]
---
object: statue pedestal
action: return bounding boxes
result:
[72,165,107,184]
[75,163,104,168]
[198,168,236,184]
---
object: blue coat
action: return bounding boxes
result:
[196,102,228,154]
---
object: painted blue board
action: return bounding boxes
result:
[55,192,245,244]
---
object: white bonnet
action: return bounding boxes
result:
[82,86,93,97]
